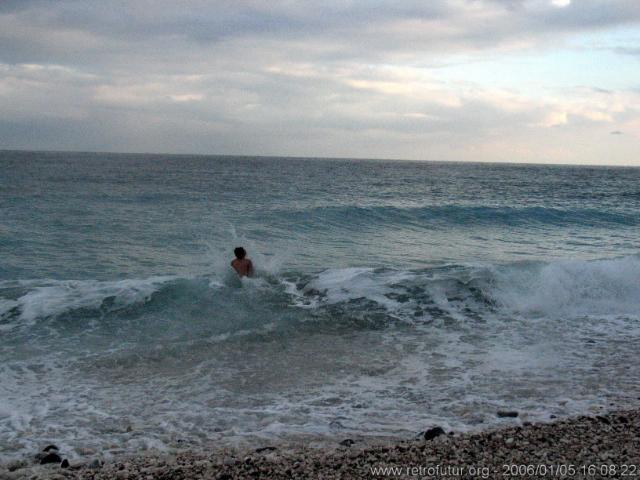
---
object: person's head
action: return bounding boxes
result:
[234,247,247,259]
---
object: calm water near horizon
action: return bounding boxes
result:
[1,150,639,459]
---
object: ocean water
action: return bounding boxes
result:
[1,150,639,459]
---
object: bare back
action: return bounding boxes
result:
[231,258,253,277]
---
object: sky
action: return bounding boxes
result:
[0,0,639,165]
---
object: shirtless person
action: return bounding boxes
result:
[231,247,254,278]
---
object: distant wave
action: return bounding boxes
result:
[266,205,639,229]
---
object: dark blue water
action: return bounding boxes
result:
[1,150,639,459]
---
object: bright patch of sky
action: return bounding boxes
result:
[430,26,639,95]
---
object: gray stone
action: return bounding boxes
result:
[497,411,519,418]
[423,426,446,440]
[6,460,27,472]
[3,472,28,480]
[40,452,62,465]
[255,446,277,453]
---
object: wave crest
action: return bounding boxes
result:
[2,256,639,335]
[269,205,639,229]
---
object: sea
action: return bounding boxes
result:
[1,150,639,460]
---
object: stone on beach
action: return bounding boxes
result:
[423,426,445,440]
[39,453,62,465]
[255,446,278,453]
[4,409,639,480]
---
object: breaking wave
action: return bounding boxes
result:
[2,256,639,336]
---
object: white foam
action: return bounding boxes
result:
[5,276,176,324]
[207,278,225,289]
[303,267,412,310]
[284,257,640,327]
[489,256,640,319]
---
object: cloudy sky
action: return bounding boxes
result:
[1,0,639,164]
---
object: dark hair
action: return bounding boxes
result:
[234,247,246,259]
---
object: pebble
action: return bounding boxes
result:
[115,469,129,479]
[423,426,445,440]
[255,446,277,453]
[6,460,26,472]
[497,410,519,418]
[39,453,62,465]
[22,408,639,480]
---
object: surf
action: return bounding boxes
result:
[3,256,639,338]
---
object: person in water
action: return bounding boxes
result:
[231,247,254,277]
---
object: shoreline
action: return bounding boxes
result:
[3,408,639,479]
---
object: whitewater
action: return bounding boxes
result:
[1,151,639,460]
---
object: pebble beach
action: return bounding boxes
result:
[3,408,638,480]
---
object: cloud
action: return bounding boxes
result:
[2,0,639,66]
[537,111,568,127]
[614,47,640,58]
[0,0,639,164]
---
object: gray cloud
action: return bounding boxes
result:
[614,46,640,58]
[0,0,639,163]
[2,0,639,67]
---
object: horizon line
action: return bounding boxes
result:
[1,147,638,169]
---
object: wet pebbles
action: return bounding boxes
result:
[2,409,638,479]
